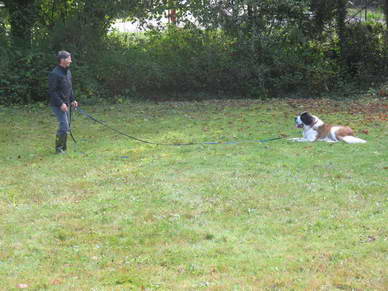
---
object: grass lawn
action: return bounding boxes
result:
[0,97,387,290]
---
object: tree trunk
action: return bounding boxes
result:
[336,0,348,60]
[310,0,337,38]
[4,0,36,48]
[247,4,253,32]
[384,0,388,73]
[76,0,110,51]
[384,0,388,47]
[246,3,260,35]
[385,0,388,25]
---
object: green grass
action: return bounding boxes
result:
[0,98,387,290]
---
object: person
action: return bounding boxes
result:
[48,51,78,153]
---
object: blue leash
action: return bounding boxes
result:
[75,107,284,146]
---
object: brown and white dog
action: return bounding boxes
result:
[290,112,367,144]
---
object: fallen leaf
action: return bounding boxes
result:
[367,236,376,242]
[51,279,62,285]
[378,89,388,97]
[361,130,369,135]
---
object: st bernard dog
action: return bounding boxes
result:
[290,112,367,144]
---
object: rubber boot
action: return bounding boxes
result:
[55,133,67,154]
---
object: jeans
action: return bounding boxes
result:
[51,106,70,135]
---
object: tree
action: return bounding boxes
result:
[336,0,348,60]
[385,0,388,23]
[2,0,141,50]
[310,0,336,37]
[384,0,388,47]
[3,0,37,48]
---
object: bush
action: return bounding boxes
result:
[99,27,236,97]
[0,23,386,104]
[342,22,386,83]
[99,26,340,98]
[0,49,52,104]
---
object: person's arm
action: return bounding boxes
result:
[70,89,78,107]
[68,71,78,107]
[69,89,75,103]
[48,72,64,107]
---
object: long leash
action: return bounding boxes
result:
[74,107,284,146]
[68,105,77,144]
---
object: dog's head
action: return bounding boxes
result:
[294,112,315,128]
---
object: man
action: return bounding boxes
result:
[48,51,78,154]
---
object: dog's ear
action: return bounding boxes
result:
[300,112,315,126]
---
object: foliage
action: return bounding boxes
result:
[0,0,387,104]
[101,27,237,96]
[0,49,52,104]
[341,22,386,83]
[76,26,341,99]
[2,0,38,48]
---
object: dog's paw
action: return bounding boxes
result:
[288,138,301,142]
[288,138,309,142]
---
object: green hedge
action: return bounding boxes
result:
[0,24,386,104]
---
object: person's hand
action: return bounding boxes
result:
[71,101,78,108]
[60,103,68,112]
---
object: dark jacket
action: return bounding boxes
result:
[48,65,75,107]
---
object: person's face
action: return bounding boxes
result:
[60,56,72,68]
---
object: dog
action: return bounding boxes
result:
[290,112,367,144]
